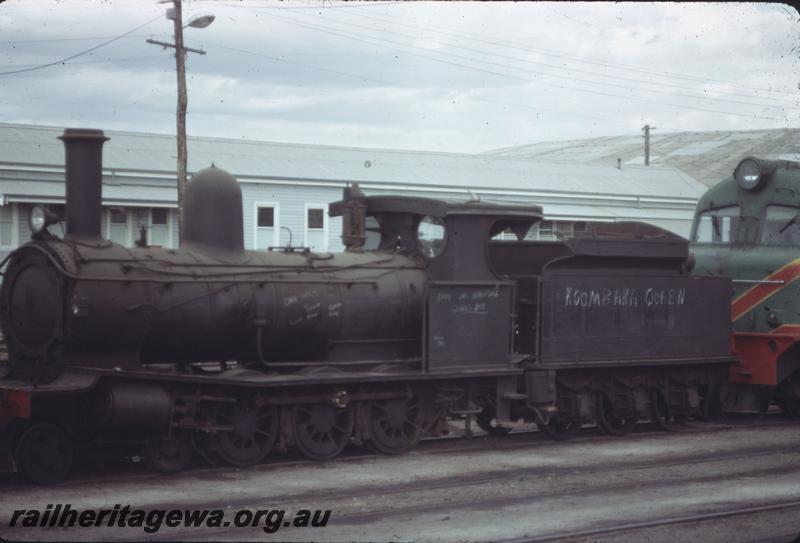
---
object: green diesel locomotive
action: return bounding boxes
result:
[691,156,800,417]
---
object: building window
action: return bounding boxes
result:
[555,222,574,239]
[254,202,279,250]
[526,220,575,241]
[258,207,274,228]
[304,204,328,251]
[0,204,15,247]
[307,208,324,230]
[108,207,130,246]
[149,207,170,247]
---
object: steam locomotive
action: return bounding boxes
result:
[0,128,735,484]
[690,156,800,418]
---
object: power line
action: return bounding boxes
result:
[259,11,793,122]
[285,8,799,112]
[203,40,634,127]
[332,6,799,99]
[0,15,161,75]
[2,56,167,76]
[0,33,167,45]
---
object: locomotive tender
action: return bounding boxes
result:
[0,129,734,484]
[691,156,800,417]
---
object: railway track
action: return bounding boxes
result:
[511,500,800,542]
[0,412,792,490]
[137,443,800,541]
[2,421,799,542]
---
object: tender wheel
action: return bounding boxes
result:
[210,400,279,467]
[142,432,193,473]
[474,401,512,437]
[698,383,723,420]
[14,421,74,485]
[777,373,800,419]
[649,388,685,431]
[292,403,354,461]
[365,389,424,454]
[536,416,580,441]
[594,391,637,436]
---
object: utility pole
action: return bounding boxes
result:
[146,1,214,243]
[642,124,656,166]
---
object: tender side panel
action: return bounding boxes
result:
[539,274,732,364]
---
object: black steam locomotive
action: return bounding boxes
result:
[0,129,735,484]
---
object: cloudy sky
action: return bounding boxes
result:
[0,1,798,154]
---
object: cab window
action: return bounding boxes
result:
[417,215,446,258]
[364,216,381,251]
[694,206,740,244]
[761,205,800,246]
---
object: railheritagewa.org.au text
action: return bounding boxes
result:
[8,504,331,534]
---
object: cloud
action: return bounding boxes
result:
[0,1,797,153]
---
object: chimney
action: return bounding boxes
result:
[617,158,622,170]
[59,128,109,239]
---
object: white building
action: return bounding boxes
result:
[0,122,708,263]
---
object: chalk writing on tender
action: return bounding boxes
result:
[563,286,687,308]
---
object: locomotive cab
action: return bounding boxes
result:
[690,156,800,416]
[332,188,544,374]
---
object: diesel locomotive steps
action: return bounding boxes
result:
[0,128,737,484]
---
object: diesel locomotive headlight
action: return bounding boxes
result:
[28,205,59,235]
[734,157,766,191]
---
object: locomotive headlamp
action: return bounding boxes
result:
[28,205,59,235]
[734,157,767,191]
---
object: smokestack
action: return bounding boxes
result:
[58,128,109,239]
[617,158,622,170]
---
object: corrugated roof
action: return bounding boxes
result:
[486,128,800,187]
[0,123,707,202]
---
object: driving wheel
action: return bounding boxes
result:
[292,403,354,461]
[209,400,279,467]
[365,389,424,454]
